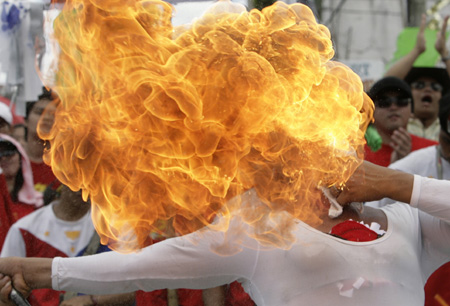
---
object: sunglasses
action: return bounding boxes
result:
[375,97,411,108]
[410,81,443,92]
[0,150,18,159]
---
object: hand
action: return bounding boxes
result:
[415,14,427,54]
[336,161,414,205]
[60,295,94,306]
[336,161,384,205]
[0,257,52,291]
[0,274,13,306]
[390,127,411,163]
[435,15,449,57]
[0,258,31,299]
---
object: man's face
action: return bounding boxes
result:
[26,99,52,135]
[373,91,412,134]
[0,118,11,135]
[0,144,20,179]
[12,125,26,148]
[410,76,443,121]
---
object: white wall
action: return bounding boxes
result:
[321,0,450,74]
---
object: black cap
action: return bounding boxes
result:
[368,76,413,101]
[439,93,450,136]
[405,67,450,95]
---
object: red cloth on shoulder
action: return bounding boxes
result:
[364,135,437,167]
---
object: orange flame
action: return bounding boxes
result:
[41,0,373,252]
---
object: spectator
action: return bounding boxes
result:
[11,123,26,148]
[365,76,437,166]
[0,96,25,135]
[405,67,449,141]
[369,93,450,306]
[0,103,12,135]
[25,88,57,195]
[0,134,42,252]
[385,14,450,141]
[1,183,134,306]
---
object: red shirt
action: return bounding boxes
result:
[425,261,450,306]
[30,161,57,193]
[0,175,35,252]
[364,134,438,167]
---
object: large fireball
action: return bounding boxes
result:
[40,0,373,252]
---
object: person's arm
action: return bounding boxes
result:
[384,14,427,79]
[337,160,450,213]
[0,257,52,305]
[0,222,258,302]
[336,161,414,205]
[410,175,450,278]
[51,229,257,295]
[435,16,450,76]
[410,176,450,222]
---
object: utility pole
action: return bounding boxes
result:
[408,0,426,26]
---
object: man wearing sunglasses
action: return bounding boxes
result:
[365,76,438,167]
[384,14,450,141]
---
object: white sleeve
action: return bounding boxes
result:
[0,225,26,258]
[409,175,450,276]
[410,175,450,222]
[52,226,260,295]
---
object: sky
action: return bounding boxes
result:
[171,0,249,26]
[171,1,215,26]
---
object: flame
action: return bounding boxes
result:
[40,0,373,252]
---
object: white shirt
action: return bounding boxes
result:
[1,201,94,258]
[51,176,450,306]
[408,117,441,142]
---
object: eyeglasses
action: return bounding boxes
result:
[375,97,411,108]
[410,81,443,92]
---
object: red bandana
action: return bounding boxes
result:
[330,220,379,242]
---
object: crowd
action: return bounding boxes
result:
[0,2,449,306]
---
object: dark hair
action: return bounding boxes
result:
[0,139,23,201]
[10,165,24,202]
[25,101,36,120]
[25,87,57,119]
[439,93,450,136]
[38,87,56,101]
[43,180,62,205]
